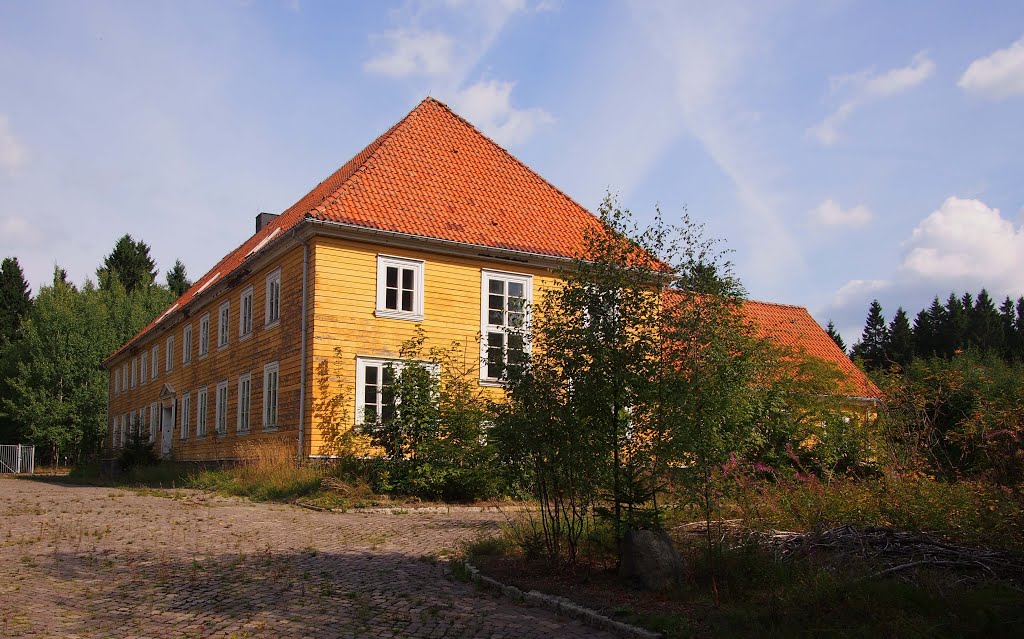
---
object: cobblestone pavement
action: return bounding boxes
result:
[0,478,610,638]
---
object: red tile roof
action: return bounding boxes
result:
[106,98,605,362]
[741,299,880,399]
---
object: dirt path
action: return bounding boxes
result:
[0,478,607,638]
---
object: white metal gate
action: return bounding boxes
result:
[0,445,35,474]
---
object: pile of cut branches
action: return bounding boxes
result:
[673,520,1024,584]
[764,525,1024,583]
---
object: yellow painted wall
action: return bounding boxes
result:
[107,243,311,461]
[306,235,559,457]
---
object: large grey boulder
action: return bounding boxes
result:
[619,528,685,592]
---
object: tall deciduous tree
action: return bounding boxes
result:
[3,270,116,463]
[98,235,158,294]
[165,259,191,297]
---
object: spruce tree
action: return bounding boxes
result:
[940,293,967,356]
[165,259,191,297]
[825,320,846,353]
[970,289,1003,353]
[851,300,889,370]
[999,296,1018,359]
[0,257,32,346]
[886,308,914,367]
[98,235,158,294]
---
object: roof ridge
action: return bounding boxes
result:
[743,298,810,311]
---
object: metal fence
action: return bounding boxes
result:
[0,444,34,474]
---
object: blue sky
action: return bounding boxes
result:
[1,0,1023,344]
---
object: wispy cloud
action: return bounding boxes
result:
[808,52,935,146]
[452,79,553,146]
[364,29,455,78]
[632,1,805,289]
[810,198,873,228]
[959,35,1024,99]
[0,114,26,175]
[362,0,552,145]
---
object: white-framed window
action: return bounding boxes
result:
[120,414,126,448]
[181,392,191,440]
[375,255,424,321]
[131,357,138,388]
[354,357,438,426]
[149,402,157,442]
[151,344,159,379]
[196,386,208,437]
[265,268,281,326]
[480,270,531,382]
[111,417,118,447]
[237,373,251,433]
[140,351,148,385]
[130,410,138,438]
[262,362,279,430]
[218,301,230,348]
[114,368,121,395]
[355,358,397,426]
[215,380,228,435]
[199,314,210,357]
[183,324,193,364]
[166,335,174,371]
[239,286,254,339]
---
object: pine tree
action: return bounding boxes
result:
[165,259,191,297]
[98,235,158,294]
[825,320,846,353]
[851,300,889,370]
[0,257,32,346]
[886,307,914,367]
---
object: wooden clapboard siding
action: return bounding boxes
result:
[306,235,559,456]
[107,243,311,461]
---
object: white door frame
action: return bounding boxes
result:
[159,384,176,459]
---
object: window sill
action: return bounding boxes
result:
[478,379,506,389]
[239,332,252,342]
[374,309,424,322]
[217,344,229,352]
[264,320,280,330]
[262,426,278,433]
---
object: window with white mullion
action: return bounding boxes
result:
[237,374,251,433]
[199,314,210,357]
[375,255,424,320]
[181,392,191,439]
[140,351,148,385]
[480,270,531,382]
[151,345,159,379]
[357,359,397,425]
[218,302,230,348]
[215,381,228,436]
[263,363,279,430]
[239,286,254,338]
[265,269,281,326]
[196,386,208,437]
[183,324,193,364]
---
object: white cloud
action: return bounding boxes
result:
[0,114,27,175]
[823,196,1024,341]
[364,29,455,78]
[958,35,1024,99]
[452,79,553,146]
[808,52,935,146]
[810,198,873,228]
[901,196,1024,285]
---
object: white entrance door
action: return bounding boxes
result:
[160,404,174,458]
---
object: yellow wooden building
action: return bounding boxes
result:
[103,97,878,462]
